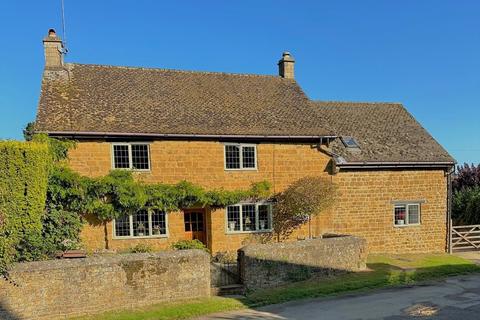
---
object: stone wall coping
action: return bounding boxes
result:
[10,249,208,272]
[240,235,365,255]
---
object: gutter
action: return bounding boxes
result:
[38,130,338,141]
[336,161,456,169]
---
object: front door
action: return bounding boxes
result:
[184,209,206,245]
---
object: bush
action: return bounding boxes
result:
[171,239,208,252]
[128,243,153,253]
[452,186,480,225]
[0,141,51,273]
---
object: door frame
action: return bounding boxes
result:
[183,208,208,246]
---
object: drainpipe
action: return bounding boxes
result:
[447,165,455,254]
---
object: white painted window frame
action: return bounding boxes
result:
[225,202,272,234]
[113,210,169,239]
[224,143,258,171]
[393,203,421,227]
[111,142,151,171]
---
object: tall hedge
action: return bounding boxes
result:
[0,141,51,273]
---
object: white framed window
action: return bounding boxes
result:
[394,203,421,227]
[226,202,272,233]
[112,143,150,171]
[113,209,168,238]
[224,143,257,170]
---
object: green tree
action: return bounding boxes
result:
[272,176,337,242]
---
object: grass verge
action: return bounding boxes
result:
[74,253,480,320]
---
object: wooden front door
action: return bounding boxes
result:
[184,209,206,245]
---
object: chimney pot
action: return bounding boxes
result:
[43,28,64,68]
[278,51,295,79]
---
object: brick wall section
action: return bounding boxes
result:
[330,169,448,253]
[70,140,448,254]
[238,236,367,290]
[0,250,210,320]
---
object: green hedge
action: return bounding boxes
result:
[0,141,51,273]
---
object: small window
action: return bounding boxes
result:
[394,204,421,226]
[224,144,257,170]
[226,203,272,233]
[112,143,150,170]
[114,209,167,238]
[341,136,360,148]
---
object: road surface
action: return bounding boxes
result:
[197,275,480,319]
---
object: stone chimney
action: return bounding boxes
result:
[43,29,64,68]
[278,51,295,79]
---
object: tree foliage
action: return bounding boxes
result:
[453,163,480,192]
[452,163,480,224]
[452,186,480,225]
[272,176,337,241]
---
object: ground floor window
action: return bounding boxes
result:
[114,209,167,238]
[394,203,420,226]
[226,203,272,233]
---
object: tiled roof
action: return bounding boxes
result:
[35,63,334,137]
[312,101,455,164]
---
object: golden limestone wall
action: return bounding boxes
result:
[330,170,447,253]
[72,140,332,253]
[70,140,447,254]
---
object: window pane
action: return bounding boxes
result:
[131,144,150,170]
[242,204,256,231]
[113,145,130,168]
[227,206,241,231]
[394,206,406,225]
[225,145,240,169]
[408,205,420,224]
[115,214,130,237]
[152,210,166,235]
[258,205,271,230]
[242,146,256,168]
[133,210,149,236]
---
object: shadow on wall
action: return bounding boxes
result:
[0,301,21,320]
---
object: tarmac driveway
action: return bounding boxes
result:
[196,274,480,320]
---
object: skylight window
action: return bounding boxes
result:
[341,136,360,149]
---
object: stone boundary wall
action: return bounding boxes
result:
[238,235,367,290]
[0,250,210,320]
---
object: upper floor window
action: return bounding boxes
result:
[394,203,421,226]
[114,209,167,238]
[112,143,150,170]
[226,202,272,233]
[224,143,257,170]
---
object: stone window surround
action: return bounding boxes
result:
[111,142,151,171]
[226,202,272,234]
[224,143,258,171]
[113,209,169,239]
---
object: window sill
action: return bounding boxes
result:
[393,224,421,228]
[226,230,272,235]
[112,168,151,173]
[224,168,258,172]
[112,235,168,240]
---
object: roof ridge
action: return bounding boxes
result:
[66,62,286,80]
[313,100,403,106]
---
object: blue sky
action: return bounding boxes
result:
[0,1,479,164]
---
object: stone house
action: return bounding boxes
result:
[35,29,455,254]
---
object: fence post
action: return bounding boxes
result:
[449,219,453,254]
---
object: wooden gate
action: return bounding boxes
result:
[451,224,480,252]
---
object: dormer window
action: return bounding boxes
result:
[224,143,257,170]
[341,136,360,149]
